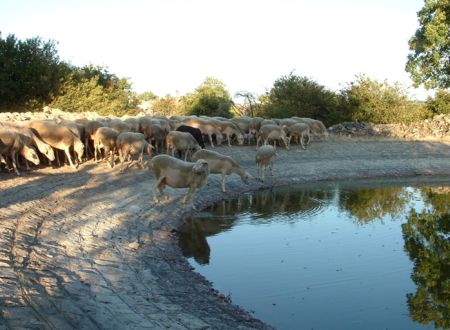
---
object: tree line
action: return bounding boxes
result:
[0,0,448,125]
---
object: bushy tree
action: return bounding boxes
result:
[152,94,183,116]
[183,77,233,118]
[51,65,138,116]
[340,75,431,124]
[406,0,450,89]
[0,33,67,110]
[261,73,345,126]
[426,89,450,115]
[138,91,158,102]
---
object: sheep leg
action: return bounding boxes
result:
[221,173,227,193]
[152,177,166,202]
[11,151,20,175]
[182,186,197,209]
[208,134,215,148]
[64,148,76,168]
[227,134,232,147]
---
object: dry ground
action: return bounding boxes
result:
[1,137,450,329]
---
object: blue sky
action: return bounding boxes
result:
[1,0,430,99]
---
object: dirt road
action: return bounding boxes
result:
[1,137,449,329]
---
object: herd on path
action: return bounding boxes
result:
[0,114,329,209]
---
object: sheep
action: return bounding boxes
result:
[108,119,131,134]
[146,154,209,210]
[116,132,153,172]
[213,120,245,147]
[26,121,84,168]
[176,125,206,149]
[182,117,223,148]
[292,117,329,140]
[92,127,119,167]
[6,124,55,164]
[166,131,202,161]
[255,144,277,182]
[287,122,311,149]
[256,124,290,150]
[192,149,251,193]
[84,120,105,157]
[0,129,40,175]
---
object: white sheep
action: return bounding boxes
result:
[116,132,153,172]
[287,122,311,149]
[93,127,119,167]
[192,149,251,192]
[255,144,277,182]
[256,124,290,150]
[166,131,201,161]
[0,129,40,175]
[146,154,209,210]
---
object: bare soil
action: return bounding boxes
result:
[1,137,450,329]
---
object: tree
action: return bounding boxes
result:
[183,77,233,118]
[261,72,343,126]
[138,91,158,102]
[0,33,67,110]
[234,91,261,117]
[152,94,182,116]
[340,75,430,124]
[405,0,450,89]
[426,89,450,115]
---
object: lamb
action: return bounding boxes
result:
[26,121,84,168]
[255,144,277,182]
[256,124,290,149]
[191,149,251,193]
[146,154,209,210]
[116,132,153,171]
[287,122,311,149]
[92,127,119,167]
[0,129,40,175]
[166,131,202,161]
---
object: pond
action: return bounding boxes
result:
[179,178,450,330]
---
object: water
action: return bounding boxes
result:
[179,178,450,330]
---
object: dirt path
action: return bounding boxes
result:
[1,137,450,330]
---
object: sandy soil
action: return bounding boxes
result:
[1,136,450,329]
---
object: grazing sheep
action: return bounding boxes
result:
[182,117,223,148]
[192,149,251,193]
[256,124,290,150]
[93,127,119,167]
[0,129,40,175]
[116,132,152,171]
[84,120,105,157]
[214,120,245,147]
[176,125,206,149]
[166,131,202,161]
[108,119,131,134]
[287,123,311,149]
[255,144,277,182]
[292,117,329,140]
[146,154,209,210]
[26,121,84,168]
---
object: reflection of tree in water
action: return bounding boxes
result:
[402,188,450,329]
[338,187,411,224]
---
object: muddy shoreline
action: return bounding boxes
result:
[1,137,450,329]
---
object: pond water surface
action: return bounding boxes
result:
[179,178,450,330]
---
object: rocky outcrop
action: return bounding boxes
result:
[328,115,450,140]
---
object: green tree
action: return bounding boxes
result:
[405,0,450,89]
[261,73,345,126]
[402,210,449,328]
[51,65,138,116]
[0,33,67,110]
[340,74,430,124]
[138,91,158,102]
[183,77,233,118]
[338,186,412,224]
[426,89,450,115]
[152,94,182,116]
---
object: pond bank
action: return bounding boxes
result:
[1,137,450,329]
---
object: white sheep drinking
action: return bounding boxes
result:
[146,154,209,210]
[192,149,251,192]
[255,144,277,182]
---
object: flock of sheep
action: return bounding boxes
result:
[0,114,328,209]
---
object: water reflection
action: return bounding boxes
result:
[402,188,450,329]
[179,181,450,329]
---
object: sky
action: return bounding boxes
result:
[1,0,432,100]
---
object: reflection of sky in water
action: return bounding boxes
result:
[181,180,449,330]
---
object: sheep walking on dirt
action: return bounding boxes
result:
[255,144,277,182]
[116,132,153,172]
[288,123,311,149]
[146,154,209,210]
[0,129,40,175]
[192,149,251,192]
[93,127,119,168]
